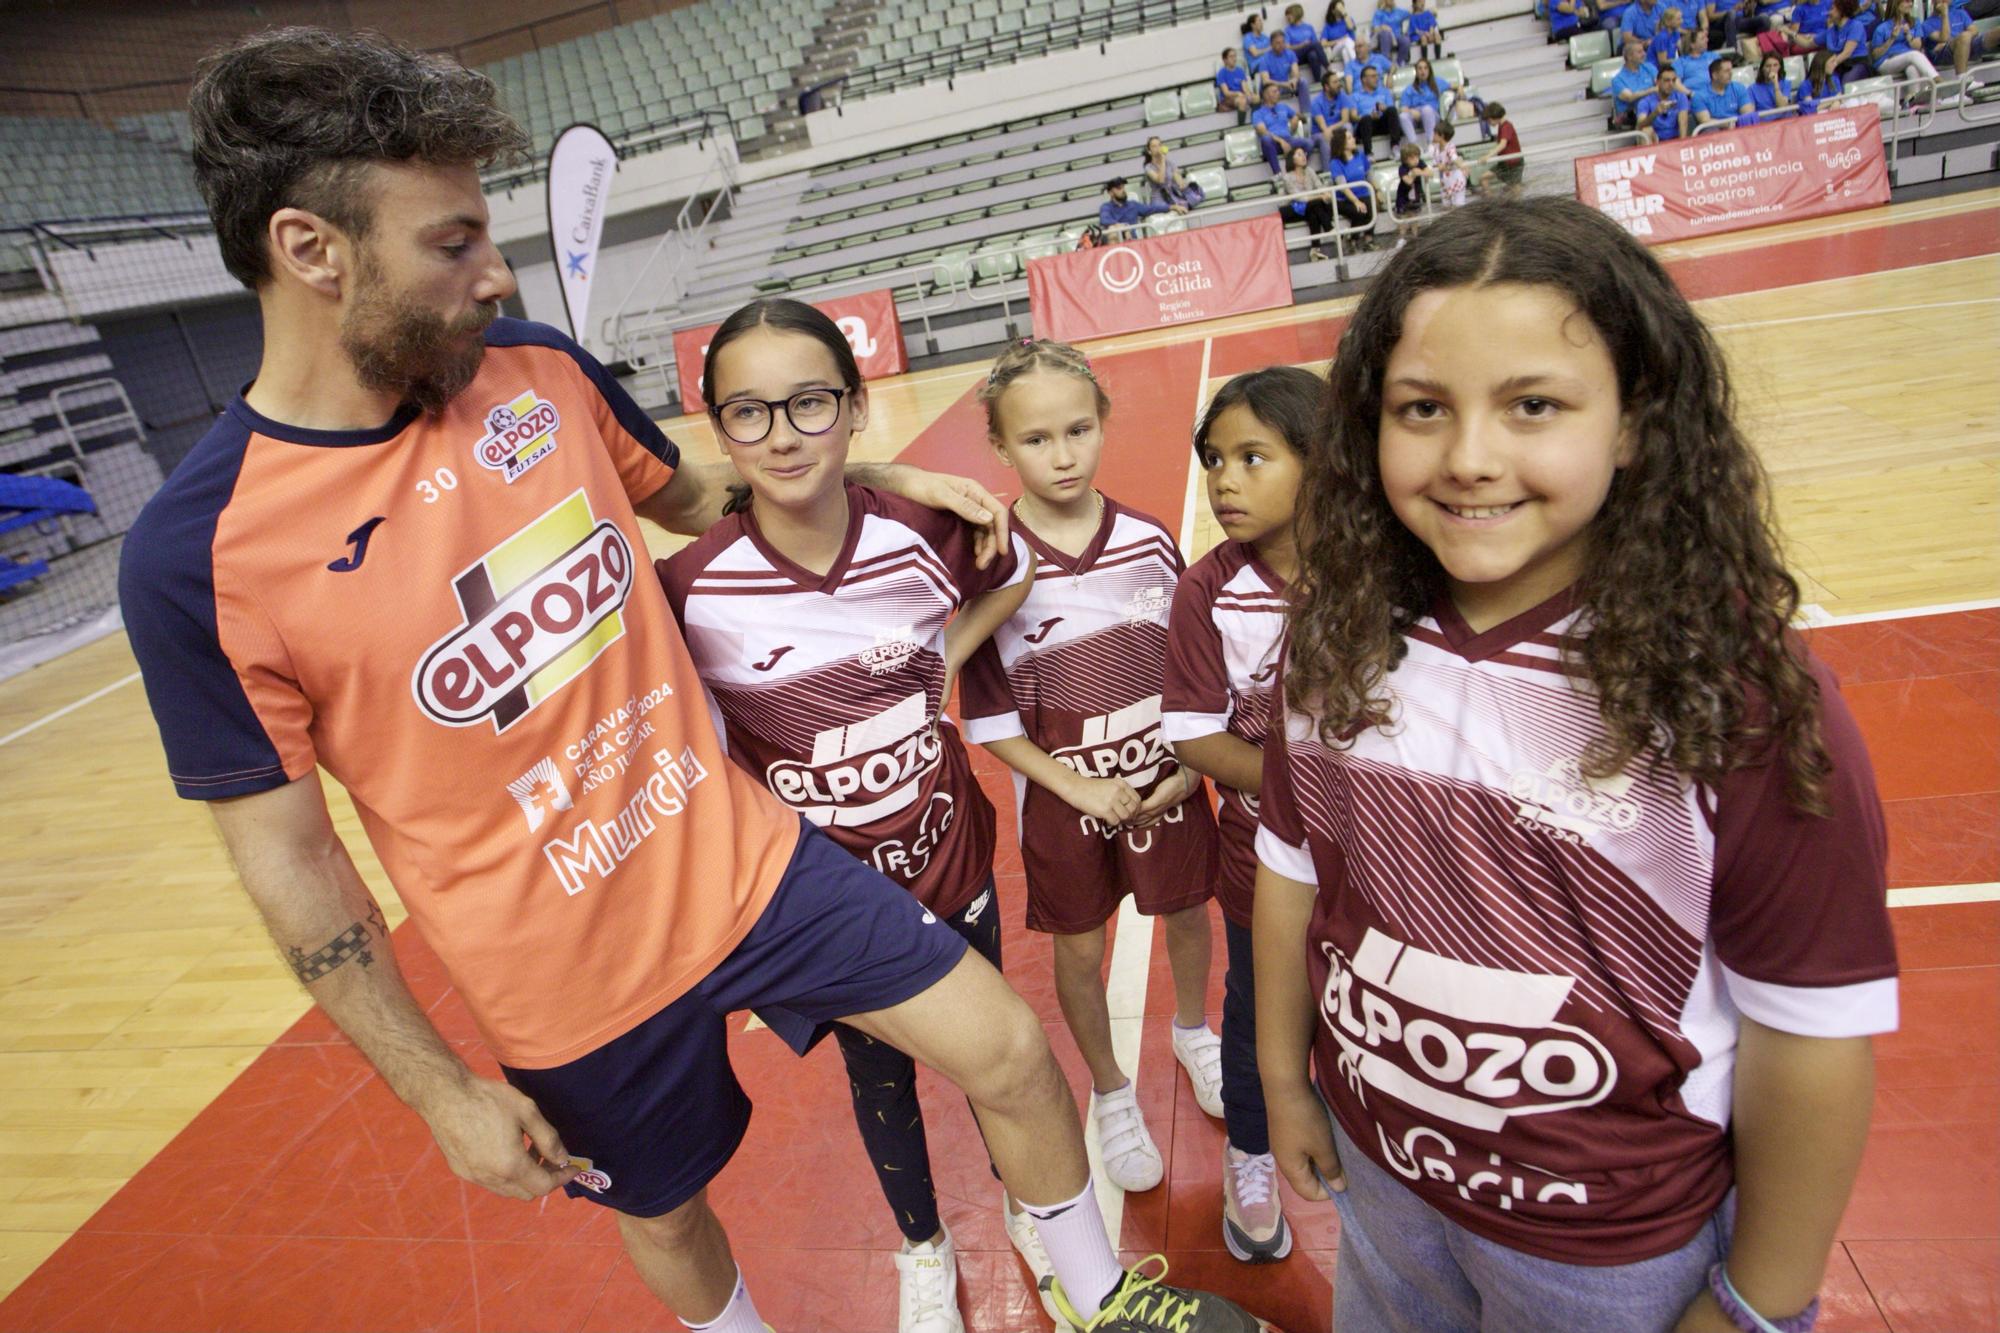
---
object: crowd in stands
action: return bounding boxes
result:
[1589,0,1997,139]
[1213,4,1513,253]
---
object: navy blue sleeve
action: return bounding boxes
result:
[118,417,296,800]
[484,318,680,472]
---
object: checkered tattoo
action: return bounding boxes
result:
[286,903,385,983]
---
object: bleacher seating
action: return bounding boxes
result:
[478,0,835,152]
[0,115,204,274]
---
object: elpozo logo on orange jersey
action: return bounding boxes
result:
[413,489,633,732]
[475,390,561,483]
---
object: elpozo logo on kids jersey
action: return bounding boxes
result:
[474,390,562,483]
[413,489,634,733]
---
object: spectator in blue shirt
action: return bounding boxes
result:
[1323,0,1360,63]
[1823,0,1872,75]
[1243,12,1273,65]
[1749,51,1800,112]
[1284,3,1332,80]
[1692,53,1758,124]
[1619,0,1666,47]
[1324,125,1377,242]
[1552,0,1602,38]
[1216,47,1253,116]
[1870,0,1939,80]
[1251,81,1313,172]
[1347,34,1395,88]
[1258,31,1312,108]
[1407,0,1445,59]
[1097,177,1177,240]
[1607,38,1660,129]
[1649,7,1689,63]
[1370,0,1414,64]
[1309,71,1357,163]
[1924,0,2000,74]
[1348,62,1401,152]
[1800,49,1844,109]
[1636,65,1694,138]
[1675,24,1721,86]
[1397,56,1448,142]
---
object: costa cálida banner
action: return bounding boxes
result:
[673,288,908,411]
[1025,215,1294,343]
[1574,103,1889,244]
[547,124,618,342]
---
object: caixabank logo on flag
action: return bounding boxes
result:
[414,489,635,732]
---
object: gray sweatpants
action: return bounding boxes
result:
[1327,1117,1735,1333]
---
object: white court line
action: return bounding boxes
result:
[1889,883,2000,908]
[1708,295,2000,332]
[1179,336,1216,556]
[0,670,140,749]
[1799,597,2000,628]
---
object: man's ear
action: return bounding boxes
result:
[267,207,347,299]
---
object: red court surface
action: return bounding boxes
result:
[2,202,1995,1332]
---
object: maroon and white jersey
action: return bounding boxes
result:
[659,484,1027,916]
[1256,592,1899,1265]
[960,501,1218,927]
[1162,540,1289,928]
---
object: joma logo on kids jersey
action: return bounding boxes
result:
[474,391,561,482]
[1508,758,1642,843]
[413,490,634,732]
[1320,929,1617,1133]
[1053,695,1168,790]
[766,690,942,828]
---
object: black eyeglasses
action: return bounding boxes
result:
[708,387,851,445]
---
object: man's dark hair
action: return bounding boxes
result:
[189,26,531,288]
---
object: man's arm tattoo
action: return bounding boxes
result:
[286,902,388,984]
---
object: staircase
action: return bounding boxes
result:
[741,0,888,159]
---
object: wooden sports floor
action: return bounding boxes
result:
[0,188,1994,1332]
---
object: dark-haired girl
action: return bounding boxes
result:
[658,299,1038,1332]
[1255,195,1898,1332]
[1801,49,1845,109]
[1164,365,1324,1269]
[1750,51,1797,113]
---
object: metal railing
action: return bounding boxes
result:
[481,105,734,194]
[599,139,743,353]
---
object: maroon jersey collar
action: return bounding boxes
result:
[741,481,868,595]
[1013,492,1117,575]
[1428,585,1579,662]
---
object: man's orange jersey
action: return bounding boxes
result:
[120,319,799,1068]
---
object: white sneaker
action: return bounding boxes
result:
[1171,1022,1225,1119]
[895,1231,964,1333]
[1002,1192,1062,1324]
[1090,1082,1164,1192]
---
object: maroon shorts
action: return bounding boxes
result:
[1017,779,1219,934]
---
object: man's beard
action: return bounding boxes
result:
[341,273,498,415]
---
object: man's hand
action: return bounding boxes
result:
[1062,774,1143,828]
[1267,1078,1344,1200]
[1129,767,1200,828]
[424,1074,582,1201]
[908,470,1012,568]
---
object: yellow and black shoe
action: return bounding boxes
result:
[1050,1256,1277,1332]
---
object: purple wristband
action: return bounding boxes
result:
[1707,1262,1820,1333]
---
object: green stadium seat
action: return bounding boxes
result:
[1188,165,1227,200]
[973,247,1019,282]
[933,249,976,287]
[1390,66,1416,94]
[1589,56,1624,95]
[1180,83,1219,117]
[1224,127,1262,166]
[1569,30,1613,67]
[1144,211,1187,237]
[1018,231,1066,260]
[1784,55,1807,82]
[1145,90,1183,125]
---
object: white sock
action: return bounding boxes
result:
[1020,1178,1124,1317]
[683,1267,765,1333]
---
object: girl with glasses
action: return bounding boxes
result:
[657,299,1041,1332]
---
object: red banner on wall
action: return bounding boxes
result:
[674,287,907,410]
[1574,103,1889,244]
[1026,215,1294,343]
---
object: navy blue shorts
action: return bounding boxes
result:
[500,820,970,1218]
